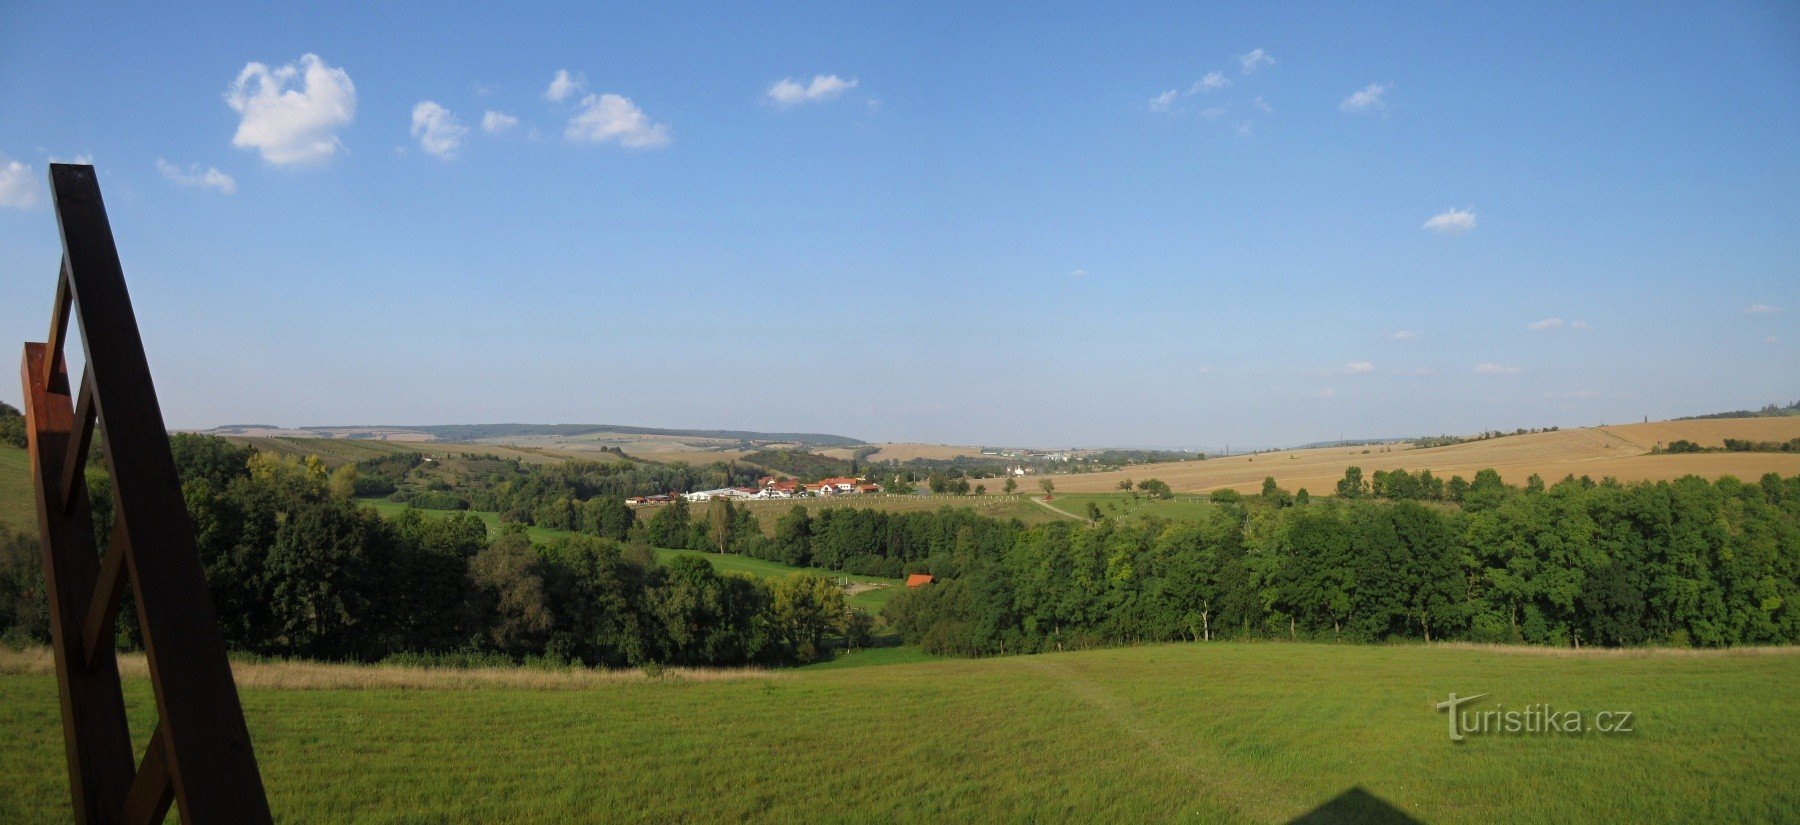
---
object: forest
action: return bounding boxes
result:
[3,432,1798,667]
[0,435,857,667]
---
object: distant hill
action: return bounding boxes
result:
[1678,401,1800,421]
[207,423,866,448]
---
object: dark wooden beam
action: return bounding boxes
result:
[51,162,272,823]
[44,260,71,392]
[83,518,131,670]
[121,724,176,825]
[60,367,96,514]
[21,342,135,823]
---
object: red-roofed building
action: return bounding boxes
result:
[906,573,934,588]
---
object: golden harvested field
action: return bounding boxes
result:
[1038,417,1800,495]
[821,443,989,462]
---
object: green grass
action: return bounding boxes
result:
[0,445,33,533]
[359,499,901,611]
[3,642,1795,822]
[1047,492,1217,524]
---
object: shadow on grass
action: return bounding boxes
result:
[1288,786,1424,825]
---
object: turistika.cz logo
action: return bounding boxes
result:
[1434,692,1635,742]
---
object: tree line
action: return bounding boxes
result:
[0,435,860,665]
[878,472,1800,654]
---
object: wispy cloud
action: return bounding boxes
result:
[1422,207,1475,234]
[154,159,236,194]
[1339,83,1389,113]
[0,158,40,208]
[410,102,467,160]
[565,93,670,149]
[1745,303,1783,314]
[1149,89,1179,112]
[767,74,858,107]
[1474,363,1523,375]
[1345,361,1375,374]
[225,53,356,165]
[481,111,519,134]
[1239,48,1275,74]
[1192,71,1230,92]
[1253,96,1273,113]
[544,69,586,102]
[1069,268,1088,278]
[1527,317,1591,332]
[1384,330,1420,341]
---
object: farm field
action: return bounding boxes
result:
[3,642,1796,822]
[216,435,575,466]
[1037,417,1800,495]
[819,442,989,462]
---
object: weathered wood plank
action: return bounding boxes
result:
[51,162,273,823]
[83,518,131,670]
[121,724,177,825]
[22,342,135,824]
[60,367,96,513]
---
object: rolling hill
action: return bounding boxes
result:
[1034,417,1800,495]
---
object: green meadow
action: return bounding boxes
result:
[1047,492,1216,523]
[2,642,1795,822]
[359,499,903,611]
[0,445,31,533]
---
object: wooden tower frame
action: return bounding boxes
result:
[20,164,272,823]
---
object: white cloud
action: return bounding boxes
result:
[1474,363,1523,375]
[225,53,356,165]
[154,159,236,194]
[482,111,520,134]
[1385,330,1420,341]
[1339,83,1389,113]
[767,74,859,107]
[1527,317,1565,331]
[1070,269,1088,277]
[1192,71,1230,92]
[0,159,40,208]
[1745,303,1783,314]
[411,102,468,160]
[1239,48,1275,74]
[1570,321,1592,330]
[1411,367,1438,376]
[1200,107,1226,120]
[565,93,670,149]
[1422,207,1475,234]
[1235,121,1255,138]
[1253,96,1273,113]
[1149,89,1179,112]
[1345,361,1375,374]
[545,69,586,102]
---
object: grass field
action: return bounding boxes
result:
[0,445,33,533]
[2,642,1795,822]
[1039,417,1800,495]
[1047,493,1216,524]
[359,499,903,611]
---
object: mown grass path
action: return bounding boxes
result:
[3,642,1795,822]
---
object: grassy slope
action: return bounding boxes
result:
[3,642,1795,822]
[358,499,901,611]
[0,445,32,532]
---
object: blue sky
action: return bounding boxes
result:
[1,2,1796,448]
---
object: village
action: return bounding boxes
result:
[624,475,882,506]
